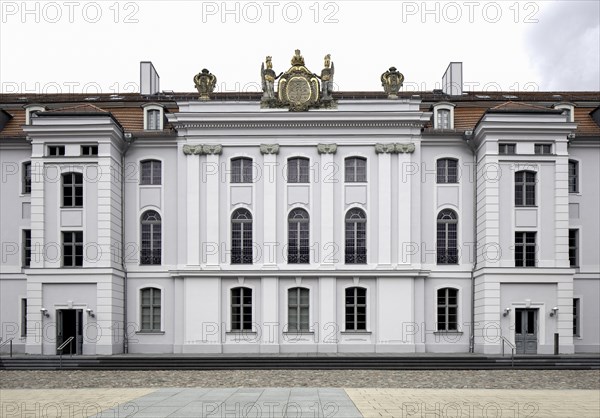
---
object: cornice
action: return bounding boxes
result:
[172,121,426,129]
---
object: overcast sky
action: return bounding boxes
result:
[1,0,598,94]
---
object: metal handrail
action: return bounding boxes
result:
[0,338,15,358]
[57,336,75,368]
[501,336,515,367]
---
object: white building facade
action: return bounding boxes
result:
[1,59,599,356]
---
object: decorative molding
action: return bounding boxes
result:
[173,121,425,130]
[374,143,396,154]
[202,144,223,155]
[182,144,203,155]
[260,144,280,155]
[395,143,416,154]
[317,143,337,154]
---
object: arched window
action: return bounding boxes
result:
[141,210,161,265]
[437,209,458,264]
[345,157,367,182]
[288,208,309,264]
[515,171,536,206]
[231,209,253,264]
[437,288,458,331]
[437,158,458,183]
[345,287,367,331]
[140,159,161,185]
[62,172,83,207]
[288,287,309,332]
[345,208,366,264]
[231,287,252,331]
[287,157,309,183]
[140,287,161,332]
[231,157,253,183]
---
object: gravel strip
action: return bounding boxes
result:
[1,370,598,390]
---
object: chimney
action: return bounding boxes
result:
[442,62,462,96]
[140,61,160,95]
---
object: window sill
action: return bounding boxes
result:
[283,331,314,335]
[341,331,371,335]
[226,331,257,335]
[514,205,538,208]
[434,331,463,335]
[136,331,165,335]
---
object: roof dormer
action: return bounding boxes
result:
[432,102,456,130]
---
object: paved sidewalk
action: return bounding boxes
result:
[1,387,599,417]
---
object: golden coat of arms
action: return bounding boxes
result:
[261,50,336,111]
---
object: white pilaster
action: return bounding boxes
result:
[318,277,337,352]
[397,149,413,266]
[186,154,200,265]
[205,149,221,267]
[262,147,278,267]
[318,144,337,267]
[261,277,279,352]
[377,147,392,266]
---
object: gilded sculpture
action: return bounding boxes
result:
[381,66,404,99]
[194,68,217,100]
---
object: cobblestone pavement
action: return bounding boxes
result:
[0,369,598,390]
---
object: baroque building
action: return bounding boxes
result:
[0,55,599,355]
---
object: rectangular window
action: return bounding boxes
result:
[568,160,579,193]
[287,158,309,183]
[22,162,31,194]
[515,171,536,206]
[141,288,161,332]
[48,145,65,156]
[437,109,450,129]
[345,287,367,331]
[288,288,309,332]
[21,299,27,338]
[81,145,98,156]
[62,231,83,267]
[515,232,536,267]
[140,160,162,185]
[569,229,578,267]
[23,229,31,267]
[498,143,516,155]
[231,158,253,183]
[534,144,552,154]
[62,173,83,207]
[146,109,161,130]
[573,298,580,337]
[437,288,458,331]
[231,287,252,331]
[436,159,458,183]
[345,158,367,183]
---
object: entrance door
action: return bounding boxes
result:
[515,308,537,354]
[56,309,83,355]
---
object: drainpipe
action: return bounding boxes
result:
[466,134,477,353]
[121,134,134,354]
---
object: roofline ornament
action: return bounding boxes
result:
[261,50,337,112]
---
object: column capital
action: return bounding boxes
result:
[317,143,337,154]
[202,144,223,155]
[375,143,396,154]
[260,144,280,155]
[395,143,415,153]
[182,144,203,155]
